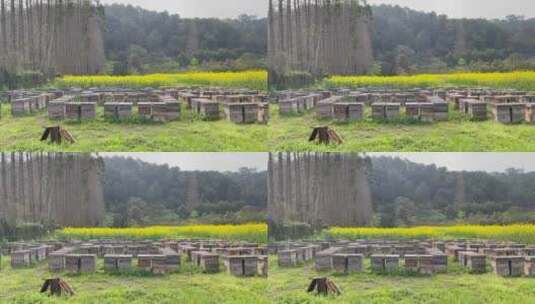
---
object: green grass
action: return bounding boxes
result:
[267,105,535,152]
[0,256,270,304]
[0,104,267,152]
[268,256,535,304]
[4,103,535,152]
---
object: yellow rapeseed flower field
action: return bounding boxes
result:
[325,71,535,91]
[55,70,267,91]
[57,223,267,243]
[325,225,535,243]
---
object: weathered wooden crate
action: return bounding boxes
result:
[418,255,434,274]
[137,102,152,119]
[525,103,535,123]
[315,101,334,119]
[333,103,364,122]
[137,255,153,271]
[419,103,435,122]
[48,101,66,120]
[257,103,270,124]
[48,252,67,272]
[65,254,80,273]
[198,100,220,120]
[104,255,133,272]
[465,100,487,120]
[80,254,97,273]
[431,253,448,273]
[464,252,487,273]
[104,102,133,119]
[80,93,100,104]
[11,250,32,268]
[257,255,268,277]
[405,103,420,119]
[372,103,400,120]
[279,99,300,115]
[200,253,220,273]
[432,100,449,121]
[80,102,97,119]
[332,254,363,274]
[315,247,340,271]
[226,255,258,277]
[371,254,399,272]
[491,103,525,124]
[278,250,298,267]
[404,254,419,272]
[524,256,535,276]
[491,256,524,277]
[164,101,181,121]
[11,99,31,115]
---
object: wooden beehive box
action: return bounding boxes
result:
[467,100,487,121]
[199,100,220,120]
[48,252,67,272]
[200,253,220,273]
[525,103,535,123]
[163,101,181,121]
[524,256,535,277]
[405,103,419,119]
[419,103,434,122]
[137,255,153,271]
[431,100,449,121]
[315,101,334,119]
[80,102,97,119]
[492,256,524,277]
[11,250,32,268]
[279,99,298,115]
[278,250,297,267]
[48,101,66,120]
[333,103,363,122]
[11,99,30,115]
[104,255,132,272]
[65,255,81,273]
[491,103,525,124]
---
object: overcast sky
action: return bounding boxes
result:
[99,0,534,19]
[372,153,535,173]
[101,153,268,172]
[100,0,268,18]
[101,153,535,173]
[367,0,535,19]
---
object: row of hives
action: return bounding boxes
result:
[2,87,270,124]
[271,238,535,277]
[3,239,268,277]
[276,88,535,124]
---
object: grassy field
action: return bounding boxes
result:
[56,224,268,243]
[267,104,535,152]
[56,70,267,91]
[324,225,535,244]
[0,104,267,152]
[324,71,535,91]
[0,256,270,304]
[269,256,535,304]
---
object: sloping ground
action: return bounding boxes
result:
[1,257,270,304]
[267,105,535,152]
[268,256,535,304]
[0,105,267,152]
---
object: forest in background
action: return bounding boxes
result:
[102,4,267,75]
[267,1,535,89]
[269,155,535,240]
[371,156,535,227]
[102,157,267,227]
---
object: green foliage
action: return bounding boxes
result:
[267,104,535,152]
[0,104,268,151]
[103,156,267,227]
[103,4,266,73]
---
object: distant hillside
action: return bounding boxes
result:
[102,4,267,74]
[371,4,535,74]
